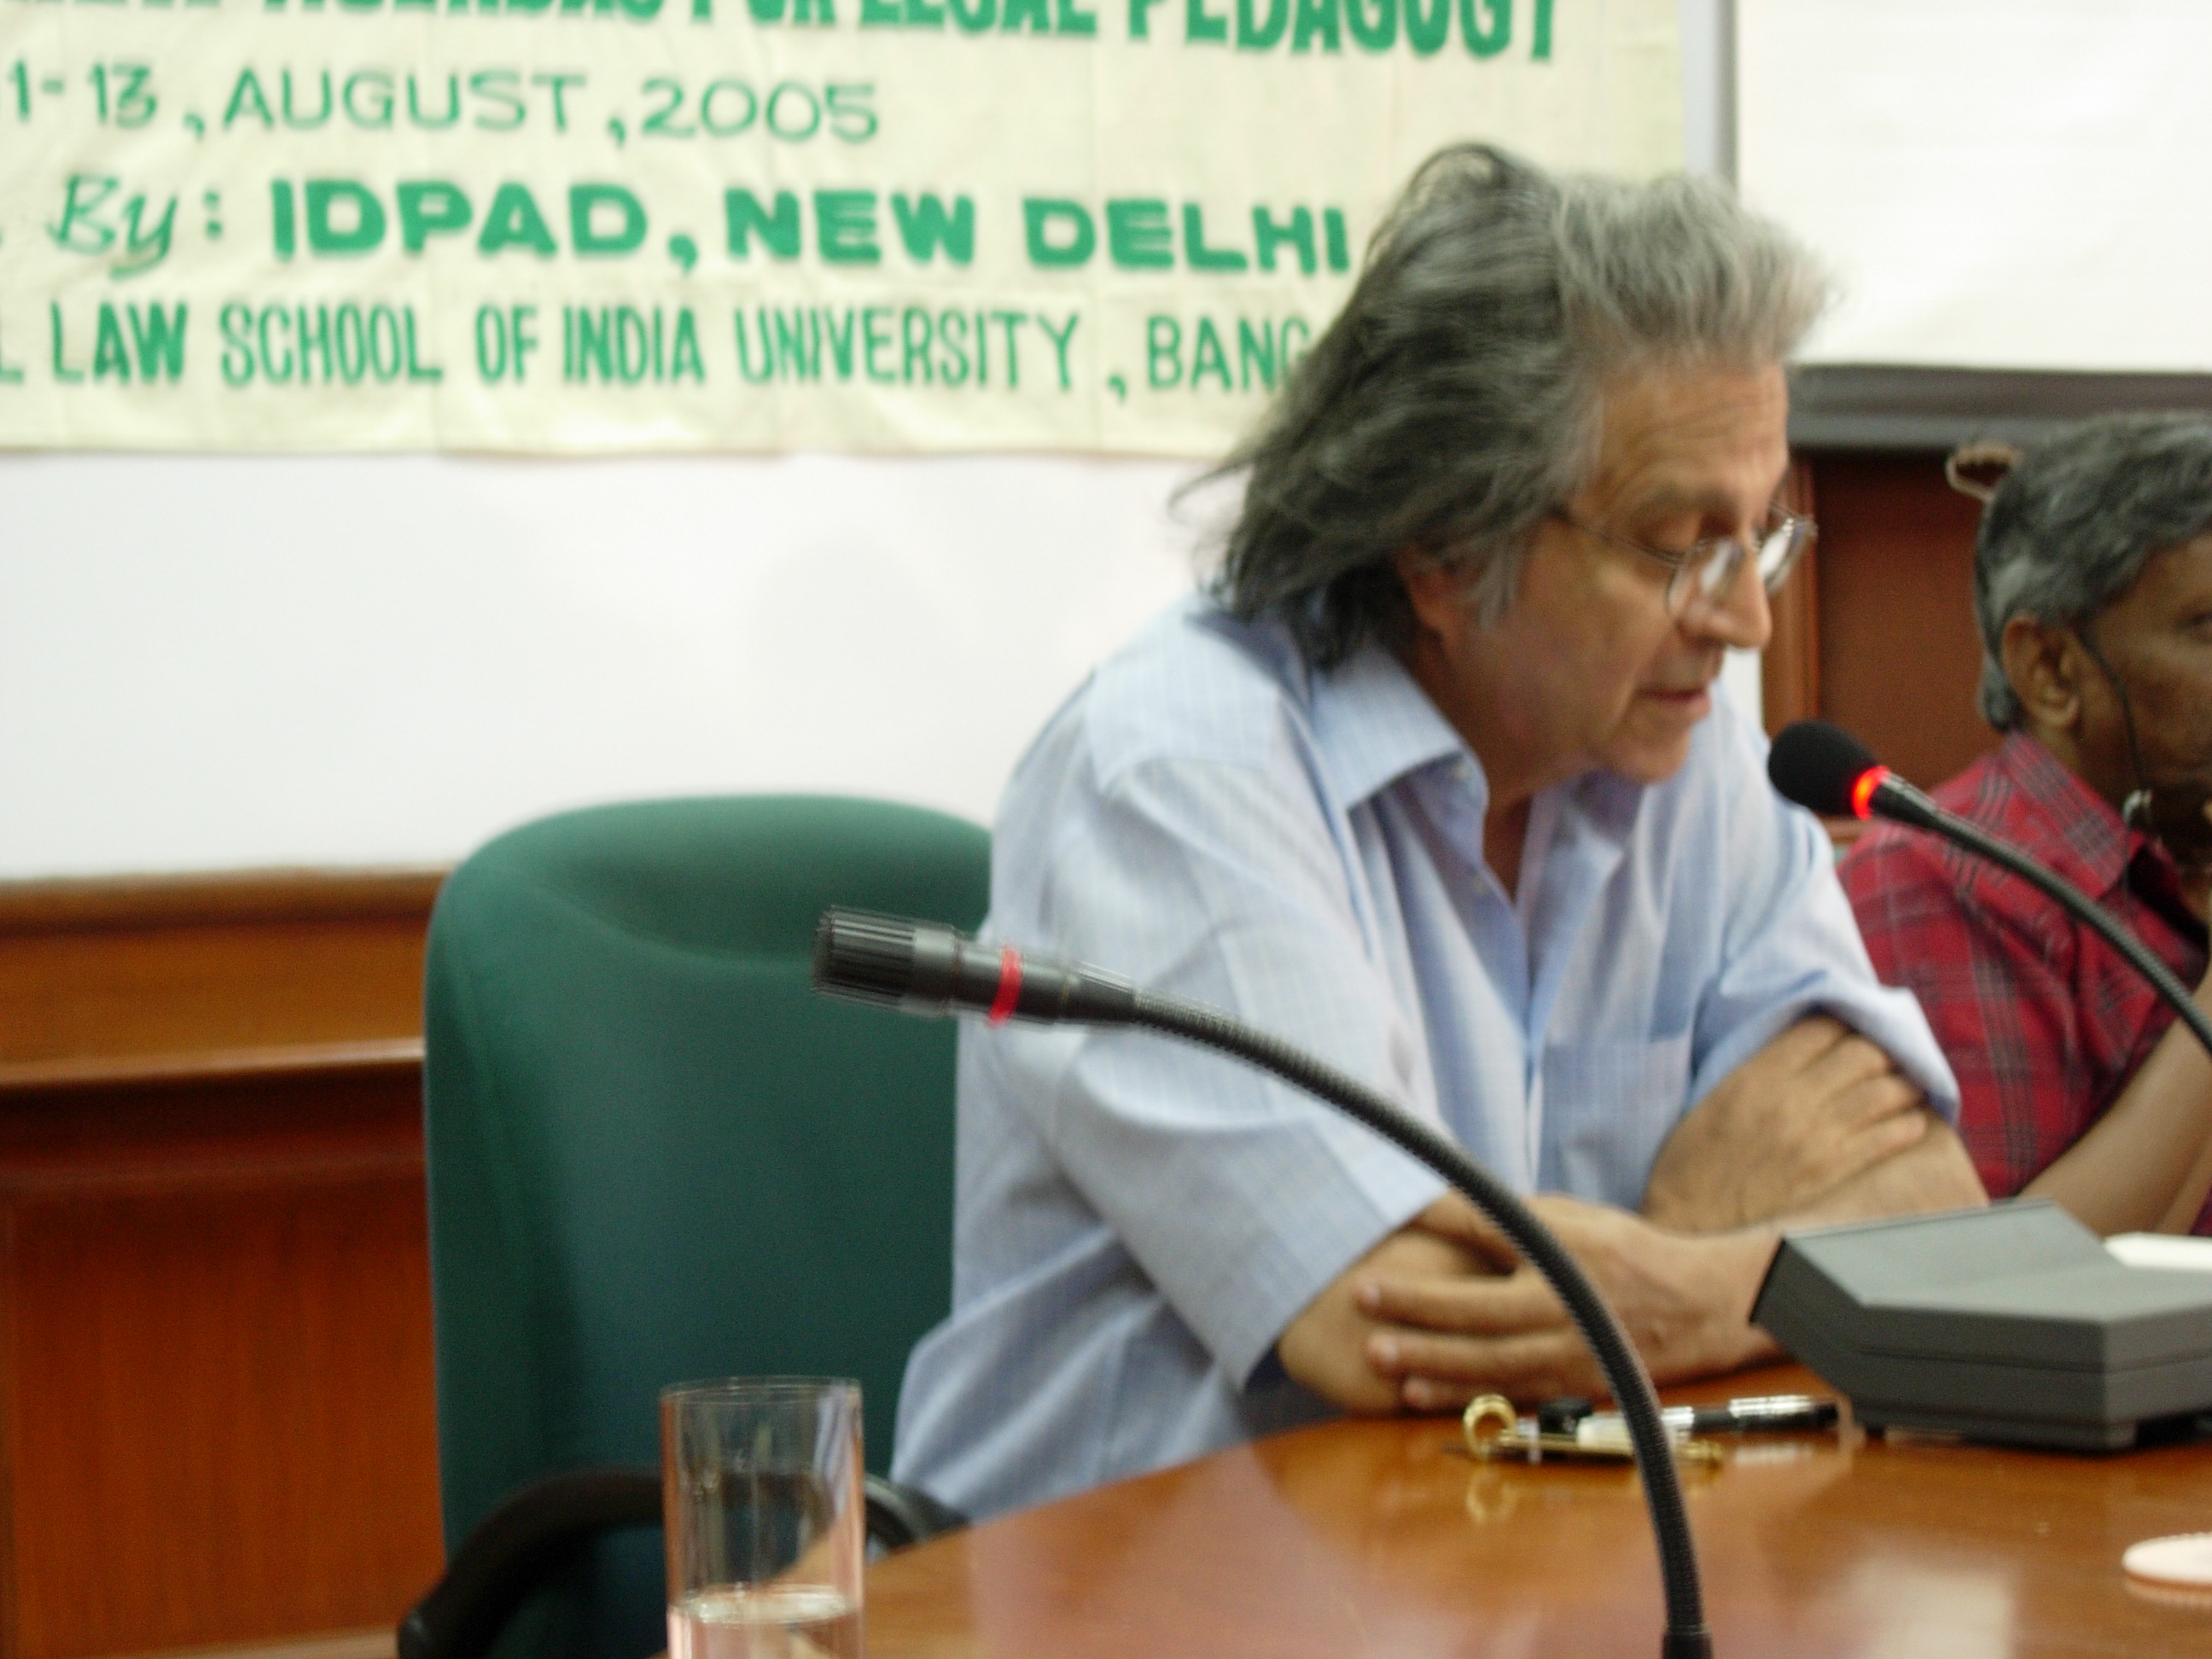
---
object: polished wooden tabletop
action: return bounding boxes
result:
[867,1365,2212,1657]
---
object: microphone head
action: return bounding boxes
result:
[1769,720,1884,818]
[812,909,927,1009]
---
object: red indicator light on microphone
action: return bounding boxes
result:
[1849,765,1890,821]
[987,945,1023,1024]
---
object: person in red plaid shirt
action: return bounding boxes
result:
[1841,414,2212,1236]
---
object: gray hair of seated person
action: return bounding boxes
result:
[1976,412,2212,729]
[1204,143,1830,669]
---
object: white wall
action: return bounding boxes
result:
[0,3,1736,879]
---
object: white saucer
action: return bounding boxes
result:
[2122,1532,2212,1592]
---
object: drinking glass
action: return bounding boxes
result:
[661,1378,864,1659]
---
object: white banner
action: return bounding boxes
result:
[0,0,1679,452]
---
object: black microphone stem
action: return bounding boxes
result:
[814,909,1714,1658]
[1126,990,1710,1659]
[1901,795,2212,1063]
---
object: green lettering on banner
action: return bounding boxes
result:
[672,308,705,380]
[892,195,975,265]
[816,191,881,264]
[824,309,859,375]
[1146,313,1179,387]
[411,75,461,130]
[734,310,774,382]
[271,180,296,259]
[905,0,947,25]
[223,67,274,130]
[901,306,932,382]
[1190,315,1231,388]
[1345,0,1393,49]
[726,190,802,259]
[1324,206,1350,271]
[863,306,895,381]
[1534,0,1551,57]
[1182,205,1246,271]
[859,0,898,23]
[1237,317,1277,388]
[571,184,646,257]
[1236,0,1286,50]
[93,304,134,382]
[306,178,385,255]
[59,300,188,384]
[938,309,969,386]
[1000,0,1047,31]
[480,182,558,257]
[773,309,820,379]
[991,309,1025,387]
[49,304,84,384]
[1054,0,1095,32]
[1024,198,1094,267]
[1292,0,1339,51]
[220,302,252,387]
[472,70,527,130]
[282,72,333,131]
[1252,206,1314,273]
[345,70,394,130]
[1403,0,1446,54]
[398,181,471,253]
[1106,199,1171,270]
[1038,311,1077,389]
[1458,0,1505,56]
[1184,0,1226,43]
[1126,0,1163,33]
[950,0,994,26]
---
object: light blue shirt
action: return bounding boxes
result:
[893,599,1956,1519]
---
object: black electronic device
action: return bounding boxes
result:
[1753,1201,2212,1449]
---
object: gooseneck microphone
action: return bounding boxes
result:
[815,909,1714,1659]
[1768,719,2212,1063]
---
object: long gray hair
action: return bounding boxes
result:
[1208,144,1828,667]
[1976,413,2212,728]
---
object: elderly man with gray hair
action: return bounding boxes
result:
[1843,413,2212,1241]
[894,145,1985,1521]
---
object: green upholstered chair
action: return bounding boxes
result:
[411,796,989,1659]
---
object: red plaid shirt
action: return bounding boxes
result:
[1838,732,2212,1235]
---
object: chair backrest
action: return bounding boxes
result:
[422,795,988,1659]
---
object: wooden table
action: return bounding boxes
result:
[867,1366,2212,1657]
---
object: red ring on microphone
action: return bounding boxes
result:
[987,946,1022,1024]
[1849,766,1889,821]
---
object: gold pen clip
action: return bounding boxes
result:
[1460,1394,1722,1465]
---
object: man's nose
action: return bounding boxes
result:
[1685,551,1774,653]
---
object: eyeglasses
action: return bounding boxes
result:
[1551,504,1816,620]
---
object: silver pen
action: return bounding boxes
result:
[1570,1394,1838,1447]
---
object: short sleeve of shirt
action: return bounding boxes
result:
[1842,824,2085,1199]
[989,713,1447,1386]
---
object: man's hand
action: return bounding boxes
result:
[1640,1015,1931,1232]
[1350,1195,1777,1410]
[1276,1213,1511,1413]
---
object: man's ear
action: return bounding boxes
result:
[2000,614,2084,733]
[1393,548,1467,645]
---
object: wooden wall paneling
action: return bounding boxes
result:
[1761,458,1822,736]
[1804,452,1997,789]
[0,871,441,1073]
[0,872,447,1659]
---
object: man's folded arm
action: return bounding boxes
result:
[1017,749,1450,1388]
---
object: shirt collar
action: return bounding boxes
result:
[1305,642,1477,810]
[1988,731,2145,900]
